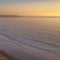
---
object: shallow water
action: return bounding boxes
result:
[0,17,60,60]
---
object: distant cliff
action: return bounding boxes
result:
[0,15,19,17]
[0,15,60,18]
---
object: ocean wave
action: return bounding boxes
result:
[0,28,60,55]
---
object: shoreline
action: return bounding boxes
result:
[0,50,17,60]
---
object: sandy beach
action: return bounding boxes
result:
[0,50,17,60]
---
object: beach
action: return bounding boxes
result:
[0,50,17,60]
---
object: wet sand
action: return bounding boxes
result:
[0,50,17,60]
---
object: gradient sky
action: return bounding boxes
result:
[0,0,60,16]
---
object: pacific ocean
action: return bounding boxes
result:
[0,17,60,60]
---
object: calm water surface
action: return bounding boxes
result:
[0,17,60,60]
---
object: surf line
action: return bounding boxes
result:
[0,28,60,54]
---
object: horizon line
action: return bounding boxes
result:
[0,15,60,18]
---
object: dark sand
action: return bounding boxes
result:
[0,50,17,60]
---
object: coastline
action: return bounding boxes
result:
[0,50,17,60]
[0,15,60,18]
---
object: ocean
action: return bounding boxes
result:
[0,17,60,60]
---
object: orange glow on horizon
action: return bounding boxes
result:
[0,2,60,16]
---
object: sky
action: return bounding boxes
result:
[0,0,60,16]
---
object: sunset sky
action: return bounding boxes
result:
[0,0,60,16]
